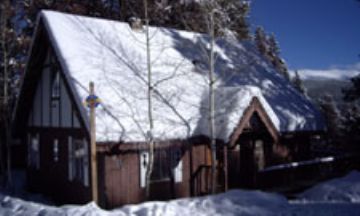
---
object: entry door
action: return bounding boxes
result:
[239,139,265,188]
[239,138,255,187]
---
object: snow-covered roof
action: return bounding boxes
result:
[37,11,324,142]
[196,86,280,141]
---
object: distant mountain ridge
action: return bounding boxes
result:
[290,64,360,106]
[303,79,350,105]
[297,64,360,81]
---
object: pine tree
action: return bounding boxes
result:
[117,0,251,40]
[268,33,280,57]
[341,104,360,147]
[343,74,360,102]
[341,73,360,149]
[218,0,251,40]
[255,29,290,80]
[318,94,342,144]
[275,58,290,80]
[292,70,306,95]
[266,33,291,80]
[255,26,267,56]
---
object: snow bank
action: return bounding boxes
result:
[298,171,360,203]
[117,190,287,216]
[0,190,287,216]
[2,170,360,216]
[0,195,60,216]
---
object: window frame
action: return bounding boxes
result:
[139,147,183,188]
[53,139,59,162]
[68,136,89,186]
[51,71,61,100]
[28,133,40,169]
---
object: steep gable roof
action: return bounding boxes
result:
[16,11,324,143]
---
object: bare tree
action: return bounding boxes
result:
[180,0,253,194]
[208,7,217,194]
[143,0,155,198]
[190,0,225,194]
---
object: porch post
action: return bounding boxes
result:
[223,144,228,191]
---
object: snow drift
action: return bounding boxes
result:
[1,171,360,215]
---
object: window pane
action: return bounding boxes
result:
[53,139,59,162]
[51,72,60,98]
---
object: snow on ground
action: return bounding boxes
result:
[0,190,288,216]
[1,171,360,215]
[297,171,360,203]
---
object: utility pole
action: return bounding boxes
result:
[88,82,98,204]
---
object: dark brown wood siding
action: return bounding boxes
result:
[98,137,210,209]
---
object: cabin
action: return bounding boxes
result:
[12,11,325,208]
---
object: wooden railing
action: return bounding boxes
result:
[256,154,360,194]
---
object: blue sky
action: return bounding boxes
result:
[250,0,360,70]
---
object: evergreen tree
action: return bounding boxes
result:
[318,94,342,144]
[268,33,280,57]
[266,33,290,80]
[341,104,360,146]
[292,70,306,95]
[254,29,290,80]
[254,26,267,55]
[341,74,360,148]
[343,74,360,102]
[342,104,360,132]
[118,0,251,40]
[275,58,290,80]
[218,0,251,40]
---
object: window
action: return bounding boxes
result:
[254,140,265,171]
[53,139,59,162]
[68,137,89,186]
[51,72,60,127]
[139,148,182,188]
[28,133,40,169]
[51,72,60,99]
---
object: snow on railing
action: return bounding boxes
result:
[260,156,336,173]
[260,153,360,173]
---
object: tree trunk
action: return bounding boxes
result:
[0,1,5,184]
[143,0,155,199]
[209,11,217,194]
[4,109,12,188]
[0,0,12,188]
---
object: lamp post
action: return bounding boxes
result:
[86,82,100,204]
